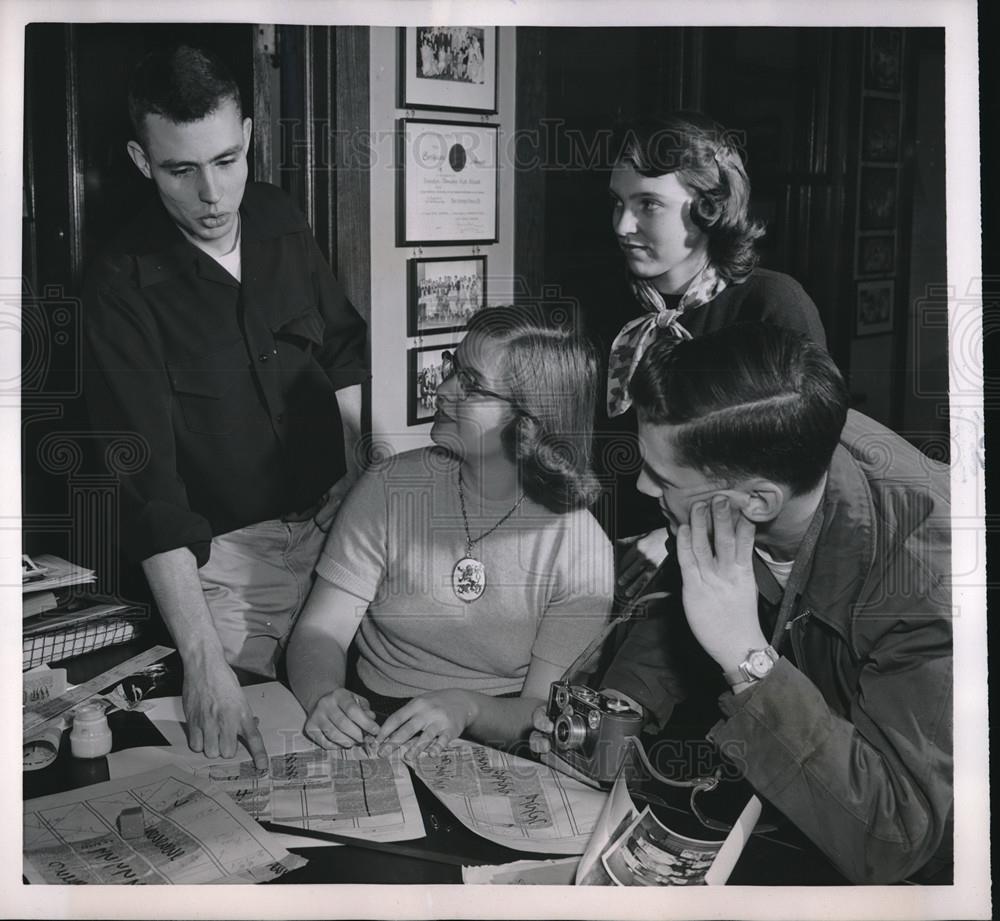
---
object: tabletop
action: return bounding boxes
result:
[22,639,848,887]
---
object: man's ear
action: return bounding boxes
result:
[126,140,152,179]
[242,117,253,150]
[740,480,785,523]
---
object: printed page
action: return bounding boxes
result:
[412,741,608,854]
[462,857,580,885]
[106,681,425,844]
[574,773,640,884]
[600,807,723,886]
[23,765,306,885]
[191,746,425,843]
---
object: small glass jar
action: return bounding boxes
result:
[70,703,112,759]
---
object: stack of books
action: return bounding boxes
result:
[22,554,144,670]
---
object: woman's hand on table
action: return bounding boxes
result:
[304,687,380,749]
[374,690,478,761]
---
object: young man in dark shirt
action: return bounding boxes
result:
[84,45,368,768]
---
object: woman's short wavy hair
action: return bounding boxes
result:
[463,305,602,512]
[612,111,766,283]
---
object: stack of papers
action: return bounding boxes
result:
[22,553,96,596]
[23,766,307,884]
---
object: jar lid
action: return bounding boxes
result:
[74,703,107,723]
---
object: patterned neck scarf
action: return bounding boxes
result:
[606,261,728,417]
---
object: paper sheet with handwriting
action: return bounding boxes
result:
[412,741,608,854]
[106,681,425,845]
[191,746,424,843]
[23,765,306,885]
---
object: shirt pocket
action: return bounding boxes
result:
[273,307,324,352]
[166,340,252,435]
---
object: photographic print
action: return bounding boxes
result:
[858,166,898,231]
[408,343,458,425]
[7,7,989,920]
[865,28,903,92]
[856,234,896,277]
[408,256,486,336]
[399,26,498,113]
[861,97,901,162]
[856,279,895,336]
[398,119,499,245]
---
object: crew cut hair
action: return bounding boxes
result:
[127,44,243,146]
[462,304,602,512]
[631,324,848,495]
[612,111,766,284]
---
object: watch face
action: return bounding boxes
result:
[747,650,775,678]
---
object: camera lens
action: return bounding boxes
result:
[554,686,571,710]
[553,714,587,751]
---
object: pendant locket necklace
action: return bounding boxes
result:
[452,467,525,602]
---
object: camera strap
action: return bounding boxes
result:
[623,738,777,835]
[558,564,674,684]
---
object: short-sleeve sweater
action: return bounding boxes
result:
[315,447,615,697]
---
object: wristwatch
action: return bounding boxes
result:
[724,645,779,687]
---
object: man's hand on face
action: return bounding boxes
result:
[182,664,269,771]
[675,496,768,676]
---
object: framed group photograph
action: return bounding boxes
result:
[856,234,896,277]
[407,343,459,426]
[399,26,498,113]
[408,255,487,336]
[398,119,499,245]
[856,279,895,336]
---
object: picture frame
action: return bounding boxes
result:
[399,26,498,114]
[398,119,499,246]
[858,166,898,231]
[407,343,459,426]
[407,255,487,336]
[861,96,901,162]
[864,28,903,93]
[856,279,895,336]
[855,233,896,277]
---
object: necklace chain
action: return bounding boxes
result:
[457,467,524,556]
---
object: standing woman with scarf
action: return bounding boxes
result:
[605,112,827,596]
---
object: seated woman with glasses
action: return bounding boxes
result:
[287,304,614,759]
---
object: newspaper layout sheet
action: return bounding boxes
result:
[190,746,424,844]
[575,775,763,886]
[23,765,306,884]
[106,682,425,845]
[412,741,608,854]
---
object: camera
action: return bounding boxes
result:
[546,682,643,785]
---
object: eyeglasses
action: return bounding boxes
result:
[441,350,522,408]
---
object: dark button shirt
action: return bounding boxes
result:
[83,182,369,566]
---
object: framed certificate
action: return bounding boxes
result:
[398,119,499,246]
[399,26,498,114]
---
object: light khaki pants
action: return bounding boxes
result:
[198,518,328,677]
